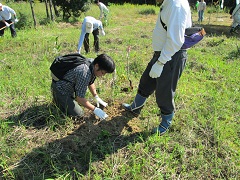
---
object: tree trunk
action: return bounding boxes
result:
[29,0,37,28]
[52,0,59,17]
[49,0,55,21]
[44,0,50,19]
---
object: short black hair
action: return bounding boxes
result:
[93,54,115,73]
[94,0,99,4]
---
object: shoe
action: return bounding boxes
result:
[152,113,174,135]
[122,103,143,116]
[122,94,147,116]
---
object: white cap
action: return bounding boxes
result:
[0,3,2,6]
[85,22,93,33]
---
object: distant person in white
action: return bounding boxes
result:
[197,0,206,22]
[0,3,18,37]
[77,16,105,54]
[94,0,109,22]
[230,3,240,34]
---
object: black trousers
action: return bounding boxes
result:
[0,19,17,37]
[83,29,99,53]
[137,50,187,115]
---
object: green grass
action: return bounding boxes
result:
[0,2,240,180]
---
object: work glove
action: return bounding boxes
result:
[5,22,10,27]
[149,61,164,78]
[94,95,108,107]
[14,18,19,23]
[93,107,108,120]
[99,29,105,36]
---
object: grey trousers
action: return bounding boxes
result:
[51,81,84,117]
[137,50,187,115]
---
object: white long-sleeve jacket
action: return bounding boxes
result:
[77,16,104,53]
[152,0,192,64]
[0,5,16,21]
[98,2,109,19]
[232,3,240,27]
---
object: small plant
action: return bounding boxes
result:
[138,8,156,15]
[15,12,32,29]
[99,129,111,138]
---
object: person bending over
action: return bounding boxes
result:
[77,16,105,54]
[0,3,18,37]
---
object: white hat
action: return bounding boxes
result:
[85,22,93,33]
[0,3,2,6]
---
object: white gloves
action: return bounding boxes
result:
[14,18,19,23]
[5,22,10,27]
[94,95,108,107]
[93,107,108,120]
[93,95,108,120]
[149,61,164,78]
[99,29,105,36]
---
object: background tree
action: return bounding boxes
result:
[44,0,49,19]
[52,0,90,20]
[29,0,37,28]
[52,0,59,17]
[6,0,238,7]
[48,0,54,21]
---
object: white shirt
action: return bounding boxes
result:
[77,16,104,52]
[232,3,240,17]
[232,3,240,27]
[152,0,192,64]
[98,2,109,18]
[197,1,206,11]
[0,5,16,21]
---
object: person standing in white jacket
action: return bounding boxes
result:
[77,16,105,54]
[122,0,192,135]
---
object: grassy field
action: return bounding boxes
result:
[0,2,239,180]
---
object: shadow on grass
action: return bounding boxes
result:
[197,24,240,38]
[3,103,150,179]
[7,103,62,129]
